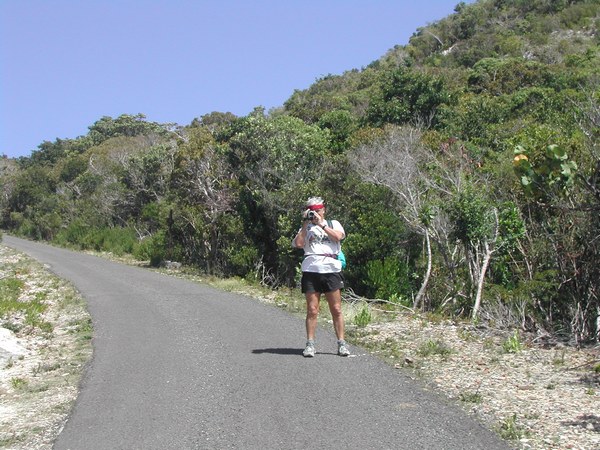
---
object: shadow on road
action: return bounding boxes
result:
[251,348,303,355]
[251,348,340,356]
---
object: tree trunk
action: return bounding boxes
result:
[472,241,493,320]
[596,306,600,342]
[414,228,432,310]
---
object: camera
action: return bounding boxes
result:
[307,211,316,219]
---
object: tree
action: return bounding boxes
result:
[171,127,237,273]
[87,114,166,146]
[512,83,600,342]
[222,114,331,282]
[350,125,438,308]
[447,188,524,319]
[317,110,357,153]
[365,67,451,128]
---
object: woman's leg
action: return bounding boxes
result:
[324,289,344,341]
[305,291,321,340]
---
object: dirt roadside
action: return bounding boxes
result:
[0,244,92,449]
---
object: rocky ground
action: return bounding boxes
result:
[347,314,599,450]
[0,243,598,449]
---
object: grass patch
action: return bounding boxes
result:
[457,328,478,342]
[10,377,28,390]
[0,277,24,302]
[0,434,26,447]
[0,275,52,333]
[552,349,566,366]
[417,339,454,358]
[69,317,93,341]
[33,361,62,375]
[459,391,483,404]
[347,301,373,327]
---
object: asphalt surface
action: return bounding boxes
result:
[3,235,510,450]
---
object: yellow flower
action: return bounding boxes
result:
[513,154,528,164]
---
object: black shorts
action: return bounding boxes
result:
[301,272,344,294]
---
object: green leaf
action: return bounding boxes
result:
[513,145,526,155]
[521,175,532,186]
[546,144,567,161]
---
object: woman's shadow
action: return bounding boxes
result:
[251,348,303,356]
[251,348,337,356]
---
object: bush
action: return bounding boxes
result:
[133,231,166,266]
[366,257,411,301]
[57,225,138,256]
[54,220,92,248]
[95,227,137,256]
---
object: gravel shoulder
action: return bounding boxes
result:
[348,317,600,450]
[0,242,598,450]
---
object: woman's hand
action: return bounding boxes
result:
[311,211,323,225]
[302,209,311,222]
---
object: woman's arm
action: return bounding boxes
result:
[292,222,309,248]
[318,221,344,243]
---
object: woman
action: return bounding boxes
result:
[292,197,350,357]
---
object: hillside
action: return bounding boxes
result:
[0,0,599,344]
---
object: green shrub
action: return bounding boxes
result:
[366,257,411,301]
[54,219,92,248]
[55,223,137,256]
[227,245,259,278]
[133,231,166,266]
[353,303,372,327]
[81,227,135,255]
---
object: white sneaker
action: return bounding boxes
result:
[303,340,315,357]
[337,340,350,356]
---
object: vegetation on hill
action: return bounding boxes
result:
[1,0,599,343]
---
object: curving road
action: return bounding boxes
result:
[4,235,509,450]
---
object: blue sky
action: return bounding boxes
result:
[1,0,473,158]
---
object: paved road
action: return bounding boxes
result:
[3,236,509,450]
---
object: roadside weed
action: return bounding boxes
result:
[0,276,53,333]
[10,377,28,390]
[497,414,526,441]
[353,303,372,327]
[502,330,523,354]
[483,337,495,350]
[417,339,454,358]
[459,391,483,404]
[552,349,566,366]
[458,328,477,342]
